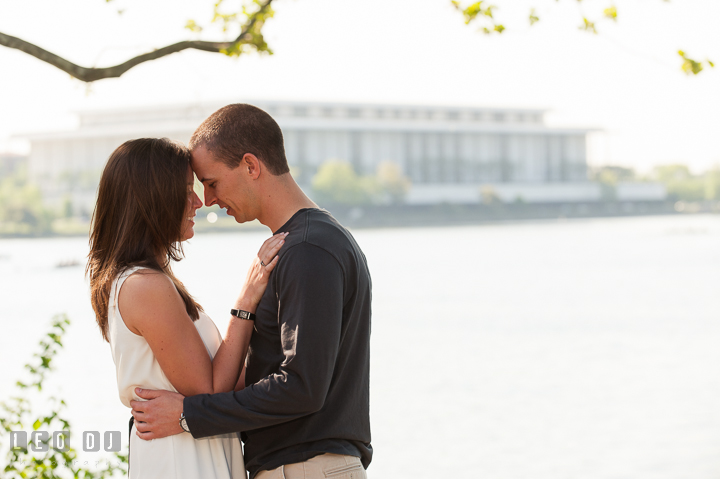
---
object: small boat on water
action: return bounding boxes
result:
[55,259,80,268]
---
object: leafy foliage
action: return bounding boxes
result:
[186,0,276,57]
[0,166,96,236]
[590,165,637,186]
[0,169,55,236]
[528,8,540,26]
[0,0,275,82]
[590,165,638,200]
[603,6,618,21]
[311,160,412,206]
[589,164,720,202]
[312,162,374,205]
[0,315,128,478]
[579,17,597,34]
[451,1,505,34]
[678,50,713,76]
[450,0,714,75]
[376,162,411,204]
[649,164,719,201]
[0,0,713,79]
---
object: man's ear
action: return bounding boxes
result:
[243,153,262,180]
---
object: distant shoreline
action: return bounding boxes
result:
[0,201,691,239]
[324,201,682,229]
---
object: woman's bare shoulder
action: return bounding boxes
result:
[119,270,184,327]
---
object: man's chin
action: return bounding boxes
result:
[227,210,244,224]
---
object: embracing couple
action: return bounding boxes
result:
[86,104,372,479]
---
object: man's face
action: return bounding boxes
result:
[190,145,257,223]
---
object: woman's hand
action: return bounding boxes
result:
[234,232,288,312]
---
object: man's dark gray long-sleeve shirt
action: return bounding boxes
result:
[184,208,372,478]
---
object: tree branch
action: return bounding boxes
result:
[0,0,274,83]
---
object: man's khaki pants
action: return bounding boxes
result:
[255,453,367,479]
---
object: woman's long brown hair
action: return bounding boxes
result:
[87,138,202,342]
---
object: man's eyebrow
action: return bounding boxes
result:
[199,177,213,183]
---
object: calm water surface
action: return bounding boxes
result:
[1,215,720,478]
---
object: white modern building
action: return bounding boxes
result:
[0,153,26,177]
[18,100,612,213]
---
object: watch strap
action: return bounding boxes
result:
[230,309,256,321]
[179,412,190,433]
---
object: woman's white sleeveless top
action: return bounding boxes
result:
[107,266,245,479]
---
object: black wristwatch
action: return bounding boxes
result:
[230,309,256,321]
[179,412,190,433]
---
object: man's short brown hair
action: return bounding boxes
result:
[189,103,290,175]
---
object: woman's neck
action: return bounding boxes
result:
[155,252,168,269]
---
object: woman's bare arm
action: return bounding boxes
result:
[209,232,285,392]
[120,233,286,396]
[120,272,213,397]
[209,311,255,393]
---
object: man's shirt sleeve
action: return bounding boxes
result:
[183,242,344,438]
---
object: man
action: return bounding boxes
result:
[130,104,372,479]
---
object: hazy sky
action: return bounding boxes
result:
[1,0,718,172]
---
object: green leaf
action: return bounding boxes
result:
[452,1,497,25]
[603,6,618,21]
[579,17,597,33]
[33,419,41,430]
[678,50,705,75]
[185,19,203,33]
[529,8,539,25]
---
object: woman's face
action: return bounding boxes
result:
[181,165,203,241]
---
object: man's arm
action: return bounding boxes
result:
[184,243,344,438]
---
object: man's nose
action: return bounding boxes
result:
[204,191,216,207]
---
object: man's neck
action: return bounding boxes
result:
[256,175,318,233]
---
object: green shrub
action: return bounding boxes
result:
[0,315,127,478]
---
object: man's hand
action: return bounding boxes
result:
[130,388,186,440]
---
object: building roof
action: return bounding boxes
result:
[16,100,598,141]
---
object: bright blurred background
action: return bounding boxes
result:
[1,0,719,477]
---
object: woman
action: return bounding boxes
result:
[87,138,284,478]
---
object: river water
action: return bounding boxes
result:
[1,214,720,478]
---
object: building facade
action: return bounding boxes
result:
[20,100,596,212]
[0,153,26,178]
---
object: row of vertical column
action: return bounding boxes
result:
[283,130,587,184]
